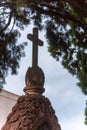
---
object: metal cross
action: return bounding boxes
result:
[27,28,43,67]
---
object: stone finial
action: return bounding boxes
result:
[24,28,45,95]
[24,66,45,95]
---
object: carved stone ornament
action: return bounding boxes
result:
[1,95,61,130]
[23,28,45,95]
[24,66,45,95]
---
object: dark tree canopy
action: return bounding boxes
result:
[0,0,87,124]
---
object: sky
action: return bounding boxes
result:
[4,25,87,130]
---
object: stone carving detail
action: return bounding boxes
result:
[24,66,45,95]
[27,27,43,67]
[24,27,45,95]
[2,95,61,130]
[25,66,45,87]
[37,123,50,130]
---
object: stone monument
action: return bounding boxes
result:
[1,28,61,130]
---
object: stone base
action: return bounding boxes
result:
[24,86,45,95]
[2,94,61,130]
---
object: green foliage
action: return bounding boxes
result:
[0,0,30,88]
[46,20,87,95]
[0,30,27,88]
[84,102,87,125]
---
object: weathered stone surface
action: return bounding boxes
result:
[24,66,45,95]
[27,27,43,67]
[25,66,45,87]
[2,94,61,130]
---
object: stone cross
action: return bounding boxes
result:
[27,28,43,67]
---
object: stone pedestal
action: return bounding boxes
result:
[2,95,61,130]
